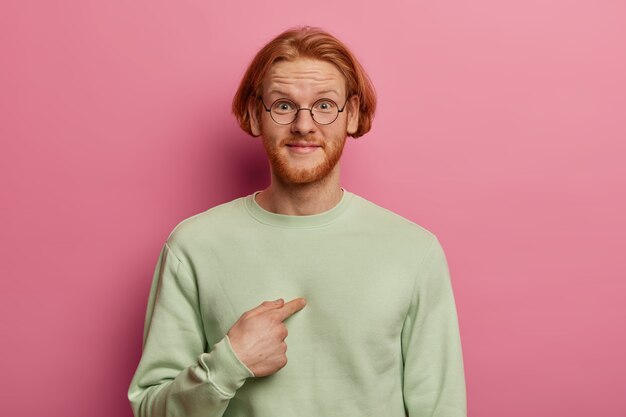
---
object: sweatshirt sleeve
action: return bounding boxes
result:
[127,243,254,417]
[401,235,467,417]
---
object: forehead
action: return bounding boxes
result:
[262,58,346,98]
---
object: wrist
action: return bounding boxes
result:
[198,335,255,396]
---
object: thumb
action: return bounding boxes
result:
[264,298,284,306]
[276,297,307,321]
[253,298,284,313]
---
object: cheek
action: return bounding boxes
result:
[260,128,284,151]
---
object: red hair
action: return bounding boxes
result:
[232,26,377,138]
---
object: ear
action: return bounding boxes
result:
[248,100,262,137]
[346,95,360,136]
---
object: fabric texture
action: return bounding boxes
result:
[128,189,467,417]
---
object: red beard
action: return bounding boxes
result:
[261,133,347,185]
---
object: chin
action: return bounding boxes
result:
[273,160,337,185]
[278,168,329,185]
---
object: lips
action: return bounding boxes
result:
[286,141,322,148]
[284,141,322,154]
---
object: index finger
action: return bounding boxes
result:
[245,299,285,317]
[275,297,307,321]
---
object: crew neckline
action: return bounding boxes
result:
[244,187,354,228]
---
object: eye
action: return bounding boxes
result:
[314,99,337,112]
[272,100,296,114]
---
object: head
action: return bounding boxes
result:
[232,27,376,185]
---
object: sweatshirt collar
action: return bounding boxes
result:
[244,188,353,228]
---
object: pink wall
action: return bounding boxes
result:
[2,1,625,416]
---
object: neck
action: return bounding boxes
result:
[255,165,343,215]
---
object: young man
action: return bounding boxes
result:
[128,27,467,417]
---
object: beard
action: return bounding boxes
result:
[261,132,347,185]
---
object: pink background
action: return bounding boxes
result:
[2,1,625,416]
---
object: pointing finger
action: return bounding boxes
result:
[246,299,285,316]
[275,297,307,321]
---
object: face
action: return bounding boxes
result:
[249,58,359,185]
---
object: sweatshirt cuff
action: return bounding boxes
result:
[199,335,255,396]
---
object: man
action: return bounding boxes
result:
[128,27,466,417]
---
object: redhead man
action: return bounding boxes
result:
[128,27,466,417]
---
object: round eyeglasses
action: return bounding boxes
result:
[260,97,348,125]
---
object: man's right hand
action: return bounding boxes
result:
[226,297,307,377]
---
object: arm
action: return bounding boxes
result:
[127,243,254,417]
[401,235,467,417]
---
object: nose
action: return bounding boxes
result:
[291,108,317,135]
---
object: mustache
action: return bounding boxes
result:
[279,136,324,147]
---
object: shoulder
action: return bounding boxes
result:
[165,195,247,250]
[347,192,446,276]
[348,192,437,247]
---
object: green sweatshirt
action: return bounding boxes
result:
[128,188,466,417]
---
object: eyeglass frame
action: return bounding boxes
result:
[259,96,350,126]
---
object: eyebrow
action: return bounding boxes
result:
[266,89,342,99]
[266,89,291,97]
[316,89,341,97]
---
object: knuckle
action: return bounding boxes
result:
[273,325,288,340]
[278,356,288,368]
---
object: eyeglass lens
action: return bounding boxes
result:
[270,98,340,125]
